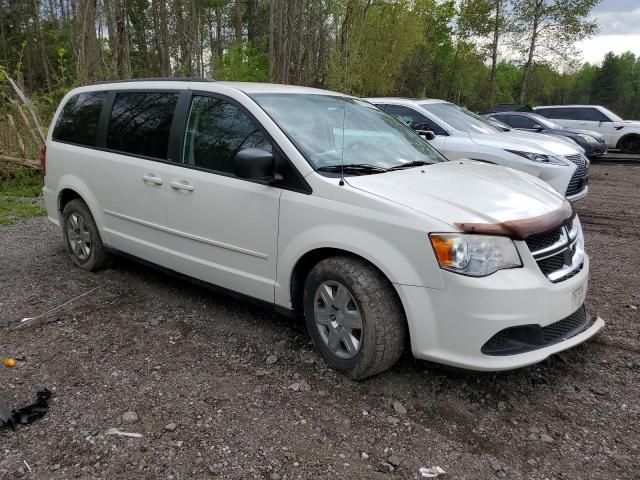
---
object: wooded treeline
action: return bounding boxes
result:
[1,0,639,135]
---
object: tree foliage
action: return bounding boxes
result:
[1,0,638,127]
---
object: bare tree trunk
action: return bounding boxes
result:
[247,0,258,44]
[234,0,243,43]
[76,0,100,83]
[269,0,275,81]
[519,0,542,103]
[488,0,502,105]
[32,0,52,91]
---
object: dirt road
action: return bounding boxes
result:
[1,163,638,479]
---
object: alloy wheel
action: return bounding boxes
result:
[313,280,363,359]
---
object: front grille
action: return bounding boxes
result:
[565,154,589,196]
[481,305,590,356]
[525,229,562,253]
[538,251,567,275]
[525,219,582,283]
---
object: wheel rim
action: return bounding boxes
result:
[624,137,640,153]
[313,281,363,359]
[66,213,91,261]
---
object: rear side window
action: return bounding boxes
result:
[577,108,609,122]
[182,95,272,174]
[107,92,178,159]
[508,115,538,129]
[53,92,106,146]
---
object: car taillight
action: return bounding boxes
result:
[40,144,46,176]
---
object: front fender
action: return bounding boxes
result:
[274,191,447,309]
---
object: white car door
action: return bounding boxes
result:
[93,90,180,266]
[579,108,618,146]
[163,93,281,303]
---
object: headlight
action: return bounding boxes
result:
[577,134,597,143]
[429,234,522,277]
[505,150,566,165]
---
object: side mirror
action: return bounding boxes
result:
[417,130,436,140]
[413,123,436,140]
[234,148,281,183]
[532,124,544,131]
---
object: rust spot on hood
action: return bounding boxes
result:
[455,201,575,240]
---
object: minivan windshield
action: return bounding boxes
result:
[252,93,445,171]
[420,102,500,134]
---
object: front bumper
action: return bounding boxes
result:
[395,252,604,371]
[566,185,588,203]
[585,142,607,157]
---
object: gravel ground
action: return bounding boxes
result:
[1,163,639,480]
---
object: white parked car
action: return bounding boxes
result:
[534,105,640,154]
[42,79,603,378]
[367,98,590,201]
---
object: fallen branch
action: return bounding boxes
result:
[10,99,42,148]
[0,154,40,169]
[4,75,46,144]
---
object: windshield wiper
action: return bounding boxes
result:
[317,164,387,174]
[385,160,430,171]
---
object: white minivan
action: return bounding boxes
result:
[367,98,590,201]
[43,79,604,379]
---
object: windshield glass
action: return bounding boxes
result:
[529,113,562,129]
[251,94,445,170]
[420,102,500,134]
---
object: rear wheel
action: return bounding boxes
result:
[303,256,407,379]
[619,135,640,154]
[62,199,108,271]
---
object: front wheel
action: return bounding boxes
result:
[303,256,407,379]
[619,135,640,154]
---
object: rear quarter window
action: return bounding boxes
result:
[52,92,107,146]
[106,92,179,159]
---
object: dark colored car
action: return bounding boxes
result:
[486,111,607,157]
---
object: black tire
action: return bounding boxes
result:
[61,199,109,271]
[619,135,640,154]
[303,255,407,379]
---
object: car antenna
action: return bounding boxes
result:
[339,101,346,186]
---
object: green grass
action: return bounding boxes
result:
[0,168,46,225]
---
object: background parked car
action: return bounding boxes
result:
[534,105,640,154]
[367,98,590,201]
[486,111,607,157]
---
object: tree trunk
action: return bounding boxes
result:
[519,0,542,103]
[488,0,502,105]
[247,0,258,44]
[76,0,100,83]
[234,0,243,44]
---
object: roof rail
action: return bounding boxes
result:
[90,77,216,85]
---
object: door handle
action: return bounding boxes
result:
[169,181,194,192]
[142,174,163,185]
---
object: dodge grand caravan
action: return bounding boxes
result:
[43,79,604,379]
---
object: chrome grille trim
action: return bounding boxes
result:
[565,154,589,197]
[526,218,584,283]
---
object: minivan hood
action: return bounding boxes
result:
[346,160,567,228]
[469,131,580,156]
